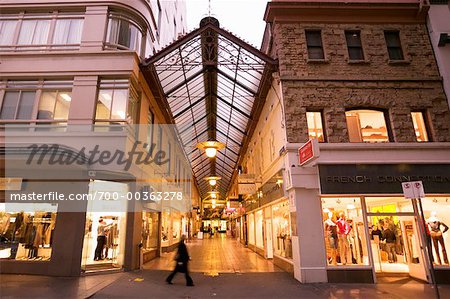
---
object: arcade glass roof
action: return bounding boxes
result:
[141,17,277,200]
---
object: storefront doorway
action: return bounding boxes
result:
[81,180,128,273]
[367,213,428,282]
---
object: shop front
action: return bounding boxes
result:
[244,171,294,272]
[319,164,450,284]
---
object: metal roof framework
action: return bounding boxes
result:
[141,17,277,200]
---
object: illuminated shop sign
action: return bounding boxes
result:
[319,164,450,194]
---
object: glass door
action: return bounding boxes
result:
[367,213,429,282]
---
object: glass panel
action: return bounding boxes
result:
[54,92,71,119]
[411,112,429,142]
[307,111,325,142]
[81,181,128,271]
[1,91,20,119]
[18,20,51,45]
[345,110,389,143]
[368,214,421,273]
[255,210,264,248]
[96,90,113,119]
[365,197,413,213]
[345,31,362,47]
[16,91,36,119]
[248,213,255,245]
[272,201,292,259]
[321,197,369,266]
[38,92,56,119]
[0,20,17,45]
[142,211,159,251]
[306,31,322,47]
[348,48,364,61]
[421,197,450,267]
[53,19,83,44]
[111,89,127,119]
[0,203,57,261]
[385,31,404,60]
[307,47,325,60]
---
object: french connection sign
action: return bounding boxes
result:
[319,164,450,194]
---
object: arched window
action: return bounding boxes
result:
[345,109,389,143]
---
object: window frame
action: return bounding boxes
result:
[0,12,84,51]
[345,30,365,61]
[105,12,144,55]
[411,110,432,142]
[305,30,325,60]
[345,108,393,143]
[95,79,131,125]
[306,110,327,142]
[0,80,73,125]
[384,30,405,61]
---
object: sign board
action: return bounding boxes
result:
[299,139,319,166]
[238,183,257,195]
[319,164,450,194]
[402,181,425,199]
[238,174,256,184]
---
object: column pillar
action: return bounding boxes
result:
[287,153,327,283]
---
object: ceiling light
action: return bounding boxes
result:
[205,176,221,186]
[197,140,225,158]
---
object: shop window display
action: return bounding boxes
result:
[142,211,159,251]
[422,197,450,267]
[0,203,57,261]
[321,198,369,266]
[272,201,292,259]
[255,210,264,249]
[248,213,255,245]
[161,209,170,243]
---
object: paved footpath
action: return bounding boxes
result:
[1,270,449,299]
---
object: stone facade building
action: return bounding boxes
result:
[228,0,450,284]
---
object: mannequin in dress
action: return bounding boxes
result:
[336,212,351,265]
[427,211,449,265]
[324,212,338,265]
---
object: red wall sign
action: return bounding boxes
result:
[299,139,319,166]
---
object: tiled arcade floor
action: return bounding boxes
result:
[144,234,282,274]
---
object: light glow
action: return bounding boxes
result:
[205,147,217,158]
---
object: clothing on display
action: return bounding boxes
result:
[427,212,449,265]
[0,211,56,261]
[337,213,351,265]
[324,212,338,265]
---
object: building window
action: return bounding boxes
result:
[411,111,429,142]
[306,111,326,142]
[305,30,324,60]
[0,13,84,51]
[345,109,389,143]
[106,15,142,54]
[0,81,72,123]
[0,20,17,45]
[345,31,364,61]
[18,19,52,45]
[52,19,83,45]
[321,197,369,266]
[384,31,404,61]
[95,79,129,124]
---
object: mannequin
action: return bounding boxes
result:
[336,212,351,265]
[427,211,449,265]
[324,212,338,265]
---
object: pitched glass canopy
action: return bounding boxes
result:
[141,17,277,200]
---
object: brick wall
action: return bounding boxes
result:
[273,22,450,143]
